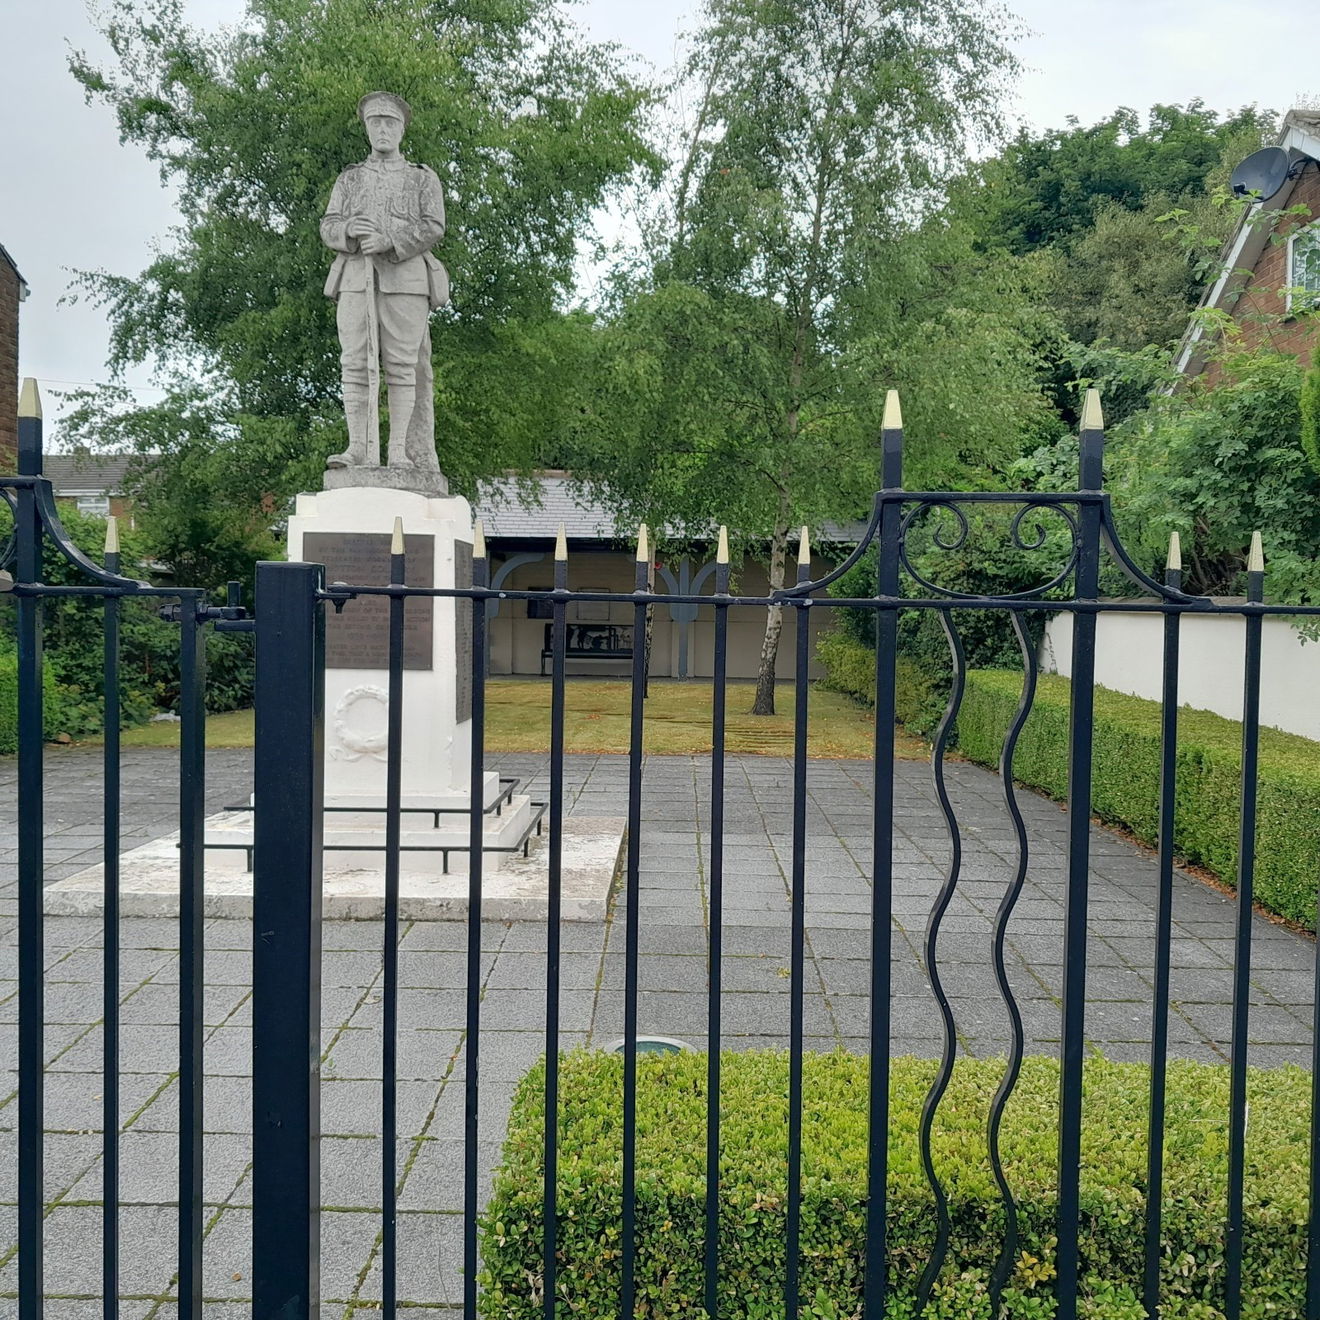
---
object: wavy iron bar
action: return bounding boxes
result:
[915,611,967,1307]
[987,613,1038,1311]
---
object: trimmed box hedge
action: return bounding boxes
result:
[959,670,1320,931]
[481,1050,1311,1318]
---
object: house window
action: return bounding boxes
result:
[76,495,110,518]
[1288,223,1320,312]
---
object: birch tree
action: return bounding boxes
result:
[574,0,1027,713]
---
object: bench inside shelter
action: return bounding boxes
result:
[540,621,634,675]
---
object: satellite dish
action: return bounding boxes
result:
[1231,146,1294,201]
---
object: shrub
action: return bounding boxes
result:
[822,509,1069,739]
[1303,342,1320,476]
[0,504,255,731]
[816,632,945,737]
[481,1050,1311,1317]
[958,669,1320,929]
[0,644,92,753]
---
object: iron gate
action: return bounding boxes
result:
[4,383,1320,1319]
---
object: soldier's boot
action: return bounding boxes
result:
[386,383,416,469]
[327,381,373,468]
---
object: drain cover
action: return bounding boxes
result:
[604,1036,692,1055]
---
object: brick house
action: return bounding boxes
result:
[1,242,31,472]
[1176,108,1320,378]
[43,454,140,524]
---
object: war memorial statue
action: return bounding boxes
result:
[321,91,449,488]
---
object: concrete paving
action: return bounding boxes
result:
[0,744,1314,1315]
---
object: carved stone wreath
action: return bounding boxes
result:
[330,684,390,762]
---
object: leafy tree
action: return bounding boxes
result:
[65,0,658,534]
[964,102,1273,256]
[565,0,1034,714]
[1302,342,1320,475]
[1107,348,1320,597]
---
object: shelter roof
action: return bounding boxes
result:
[475,473,869,546]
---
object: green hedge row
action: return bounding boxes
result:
[0,647,87,755]
[816,632,945,736]
[959,670,1320,930]
[481,1050,1311,1318]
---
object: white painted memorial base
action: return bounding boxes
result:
[45,477,626,920]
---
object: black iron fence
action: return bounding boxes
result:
[4,382,1320,1319]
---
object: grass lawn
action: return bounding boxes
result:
[115,680,924,759]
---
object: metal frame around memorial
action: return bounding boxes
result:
[7,383,1320,1319]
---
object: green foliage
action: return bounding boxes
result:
[958,671,1320,929]
[1107,350,1320,596]
[0,506,253,735]
[948,101,1273,432]
[964,102,1272,256]
[815,633,940,740]
[0,642,90,753]
[1301,342,1320,475]
[821,509,1067,736]
[481,1049,1313,1316]
[65,0,658,522]
[563,0,1033,712]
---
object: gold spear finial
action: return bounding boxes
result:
[104,515,120,556]
[717,525,729,565]
[391,516,404,555]
[1080,388,1104,432]
[17,378,41,420]
[555,524,568,562]
[1166,531,1182,573]
[472,519,486,559]
[882,389,902,431]
[1248,530,1265,574]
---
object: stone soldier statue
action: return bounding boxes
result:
[321,91,449,476]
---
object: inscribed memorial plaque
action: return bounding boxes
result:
[304,532,434,670]
[454,540,473,723]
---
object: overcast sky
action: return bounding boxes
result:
[3,0,1314,428]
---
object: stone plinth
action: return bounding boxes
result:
[287,484,482,806]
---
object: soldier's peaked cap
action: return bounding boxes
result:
[358,91,411,127]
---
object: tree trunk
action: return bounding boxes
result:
[751,521,789,715]
[643,557,655,699]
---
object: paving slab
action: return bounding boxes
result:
[0,744,1314,1312]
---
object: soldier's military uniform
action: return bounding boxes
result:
[321,92,449,468]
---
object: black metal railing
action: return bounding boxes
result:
[2,387,251,1320]
[6,382,1320,1319]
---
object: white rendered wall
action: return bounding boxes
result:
[287,485,474,802]
[1041,610,1320,741]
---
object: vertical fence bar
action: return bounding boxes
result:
[102,521,122,1320]
[1056,390,1106,1319]
[785,532,812,1319]
[15,379,44,1320]
[382,521,407,1320]
[1144,540,1183,1319]
[177,591,207,1316]
[544,527,568,1319]
[865,392,903,1313]
[620,526,650,1320]
[1225,536,1265,1320]
[465,527,489,1320]
[252,559,326,1320]
[704,528,731,1320]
